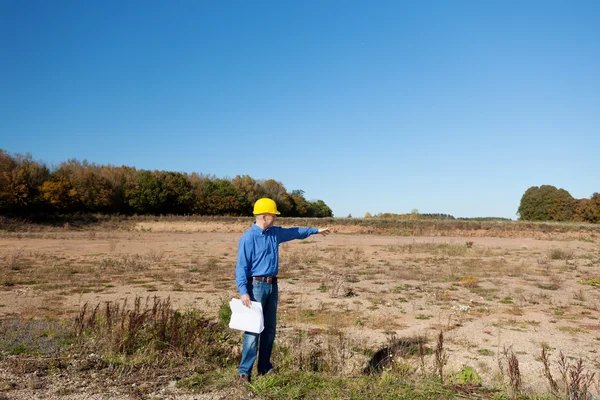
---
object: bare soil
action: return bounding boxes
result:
[1,221,599,399]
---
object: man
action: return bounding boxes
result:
[235,197,330,382]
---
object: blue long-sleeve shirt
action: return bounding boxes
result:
[235,224,319,295]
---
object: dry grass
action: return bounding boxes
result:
[1,219,600,398]
[385,242,468,257]
[549,248,575,260]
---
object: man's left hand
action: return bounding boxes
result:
[318,228,331,236]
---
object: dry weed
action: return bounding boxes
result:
[4,248,26,271]
[549,248,574,261]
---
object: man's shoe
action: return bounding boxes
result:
[259,367,278,376]
[239,374,250,383]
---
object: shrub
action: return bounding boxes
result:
[74,296,237,364]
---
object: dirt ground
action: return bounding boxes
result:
[1,221,599,398]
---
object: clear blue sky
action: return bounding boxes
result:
[2,1,599,219]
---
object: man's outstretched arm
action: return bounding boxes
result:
[276,227,331,243]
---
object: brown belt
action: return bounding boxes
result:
[252,276,277,284]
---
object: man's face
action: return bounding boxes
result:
[264,213,276,228]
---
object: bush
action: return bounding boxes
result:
[74,296,238,365]
[218,298,232,326]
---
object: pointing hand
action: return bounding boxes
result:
[318,228,331,236]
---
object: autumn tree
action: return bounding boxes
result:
[548,188,575,221]
[518,185,595,223]
[38,176,79,210]
[198,179,245,215]
[231,175,261,214]
[0,149,334,218]
[55,159,115,212]
[586,193,600,223]
[290,190,311,217]
[0,151,49,213]
[574,198,592,222]
[261,179,293,216]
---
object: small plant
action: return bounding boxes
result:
[434,331,448,384]
[317,284,328,292]
[146,248,165,263]
[573,288,586,301]
[478,348,494,356]
[540,345,559,394]
[558,326,587,335]
[502,346,522,396]
[415,314,433,320]
[540,346,597,399]
[352,246,366,262]
[460,276,479,288]
[327,271,347,298]
[171,283,184,291]
[218,298,232,326]
[465,241,474,249]
[6,248,25,271]
[549,248,573,261]
[205,257,219,269]
[119,253,149,271]
[578,279,600,287]
[507,304,524,316]
[453,366,482,385]
[9,344,29,355]
[538,274,563,290]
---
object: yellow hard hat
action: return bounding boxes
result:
[253,198,280,215]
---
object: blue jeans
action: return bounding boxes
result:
[238,279,278,377]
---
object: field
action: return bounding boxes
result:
[1,217,599,399]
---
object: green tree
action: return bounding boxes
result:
[100,166,136,213]
[518,185,577,222]
[161,171,195,214]
[199,179,245,215]
[290,190,311,217]
[231,175,261,214]
[125,170,168,214]
[188,172,211,215]
[0,148,336,218]
[310,200,333,218]
[518,185,557,221]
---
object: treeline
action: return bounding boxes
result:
[364,212,510,222]
[364,211,456,220]
[518,185,600,223]
[0,150,333,217]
